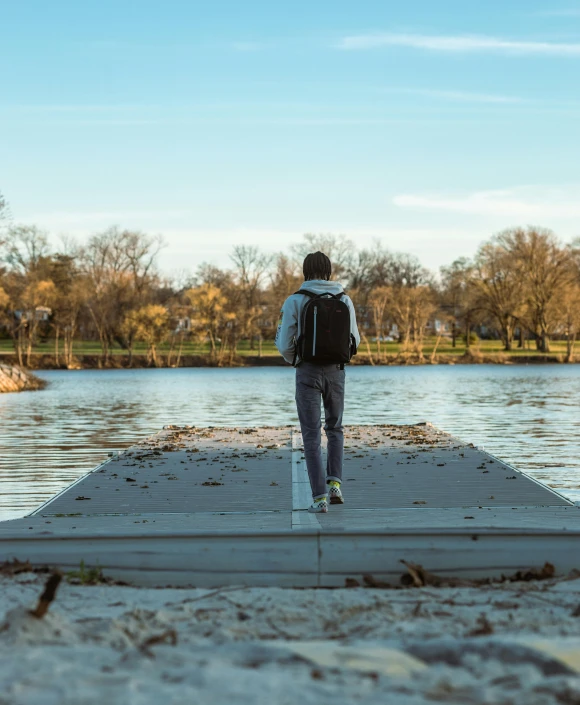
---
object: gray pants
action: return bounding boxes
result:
[295,362,345,499]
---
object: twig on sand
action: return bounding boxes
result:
[265,617,295,639]
[176,586,248,606]
[29,572,62,619]
[467,613,494,637]
[412,601,423,617]
[140,628,178,656]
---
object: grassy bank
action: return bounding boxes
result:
[0,338,576,369]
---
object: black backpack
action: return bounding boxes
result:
[292,289,356,367]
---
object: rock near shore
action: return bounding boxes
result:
[0,364,44,393]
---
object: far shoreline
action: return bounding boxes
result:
[1,351,578,371]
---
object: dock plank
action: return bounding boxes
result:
[1,423,577,587]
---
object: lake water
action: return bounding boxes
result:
[1,365,580,520]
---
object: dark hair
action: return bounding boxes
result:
[303,251,332,281]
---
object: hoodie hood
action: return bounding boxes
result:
[299,279,344,295]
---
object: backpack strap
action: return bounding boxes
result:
[293,289,346,299]
[291,290,317,367]
[293,289,318,298]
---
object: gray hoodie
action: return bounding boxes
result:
[274,280,361,365]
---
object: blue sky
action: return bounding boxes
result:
[1,0,579,276]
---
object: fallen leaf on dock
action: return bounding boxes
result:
[508,562,555,582]
[344,578,360,588]
[0,559,32,576]
[363,574,392,588]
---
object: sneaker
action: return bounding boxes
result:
[328,483,344,505]
[308,498,328,513]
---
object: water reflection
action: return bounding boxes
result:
[1,365,579,519]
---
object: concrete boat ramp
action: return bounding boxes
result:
[1,424,578,587]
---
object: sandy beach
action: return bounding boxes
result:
[2,569,580,704]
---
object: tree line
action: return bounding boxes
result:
[1,193,580,366]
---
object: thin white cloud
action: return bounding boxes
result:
[393,186,580,218]
[339,32,580,56]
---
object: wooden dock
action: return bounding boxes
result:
[1,424,578,587]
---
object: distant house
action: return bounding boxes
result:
[426,319,451,335]
[14,306,52,322]
[174,317,192,333]
[254,303,274,330]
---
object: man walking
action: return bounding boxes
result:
[275,252,360,513]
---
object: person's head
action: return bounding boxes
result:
[303,251,332,281]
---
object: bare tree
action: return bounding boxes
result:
[81,227,162,363]
[47,251,91,368]
[230,245,273,351]
[557,285,580,363]
[439,258,481,348]
[2,225,51,275]
[124,230,164,296]
[196,263,233,288]
[389,252,432,288]
[291,233,355,280]
[0,286,11,341]
[164,297,191,368]
[230,245,272,293]
[368,286,391,361]
[269,253,301,299]
[497,227,574,352]
[0,225,55,365]
[389,285,435,361]
[21,279,57,366]
[571,238,580,274]
[0,190,11,237]
[472,238,526,351]
[61,278,89,368]
[265,254,302,347]
[348,242,393,300]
